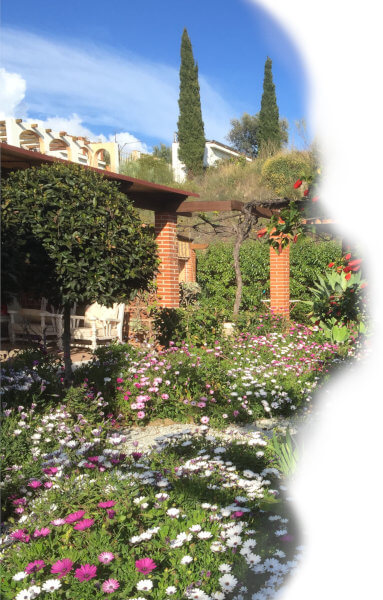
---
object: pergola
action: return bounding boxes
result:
[1,143,337,316]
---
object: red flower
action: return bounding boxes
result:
[293,234,298,243]
[312,196,319,202]
[257,227,267,238]
[294,179,303,189]
[328,262,335,268]
[303,189,309,196]
[345,273,351,281]
[361,282,367,289]
[344,253,351,260]
[343,266,351,273]
[348,259,362,267]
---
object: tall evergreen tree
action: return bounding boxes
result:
[177,28,206,177]
[258,57,283,152]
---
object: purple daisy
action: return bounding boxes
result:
[64,510,85,523]
[74,564,97,582]
[51,558,74,578]
[73,518,94,531]
[25,559,46,574]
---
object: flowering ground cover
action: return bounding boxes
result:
[0,319,361,599]
[1,404,301,600]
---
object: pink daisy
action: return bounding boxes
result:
[200,416,210,424]
[51,558,74,578]
[64,510,85,523]
[74,564,97,582]
[102,579,120,594]
[73,518,94,530]
[137,411,145,419]
[25,559,46,574]
[98,552,115,564]
[51,518,66,526]
[28,480,42,489]
[135,557,157,574]
[98,501,115,509]
[33,527,51,537]
[10,529,30,542]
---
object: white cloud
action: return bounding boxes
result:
[0,67,27,119]
[1,28,234,143]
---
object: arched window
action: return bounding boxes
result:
[95,148,111,170]
[19,130,40,151]
[49,139,69,159]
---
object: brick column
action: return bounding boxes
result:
[185,248,197,282]
[270,243,290,317]
[155,211,179,308]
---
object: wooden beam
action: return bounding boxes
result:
[59,131,67,137]
[31,123,38,128]
[15,119,22,124]
[45,128,52,133]
[176,200,245,214]
[191,243,209,250]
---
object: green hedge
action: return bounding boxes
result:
[196,237,342,320]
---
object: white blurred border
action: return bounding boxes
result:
[248,1,383,598]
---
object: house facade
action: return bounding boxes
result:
[172,137,252,183]
[0,118,119,173]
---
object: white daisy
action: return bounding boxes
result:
[42,579,62,592]
[197,531,213,539]
[13,571,28,581]
[219,573,238,592]
[212,593,225,600]
[218,563,232,573]
[166,508,180,518]
[137,579,153,591]
[15,590,32,600]
[180,555,193,564]
[166,585,177,595]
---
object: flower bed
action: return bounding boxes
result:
[1,404,301,600]
[1,321,359,599]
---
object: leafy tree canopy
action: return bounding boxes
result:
[226,112,288,159]
[1,162,159,308]
[152,143,172,164]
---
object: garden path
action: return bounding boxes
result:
[119,415,306,455]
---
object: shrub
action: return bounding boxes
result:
[261,150,314,198]
[196,237,342,320]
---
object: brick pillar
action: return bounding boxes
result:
[155,211,179,308]
[185,248,197,282]
[270,243,290,317]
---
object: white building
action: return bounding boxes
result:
[172,137,252,183]
[0,117,120,173]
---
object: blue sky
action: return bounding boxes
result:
[1,0,308,152]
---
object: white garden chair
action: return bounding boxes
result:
[69,302,125,351]
[7,298,64,348]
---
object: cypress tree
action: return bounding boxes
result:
[258,57,282,152]
[177,28,206,177]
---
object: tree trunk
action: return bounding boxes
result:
[233,234,243,315]
[233,202,258,316]
[62,303,73,387]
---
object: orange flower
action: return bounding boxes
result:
[344,253,351,260]
[328,262,335,268]
[257,227,267,238]
[345,273,351,281]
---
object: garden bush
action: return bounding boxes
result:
[196,237,342,320]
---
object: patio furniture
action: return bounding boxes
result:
[70,302,125,350]
[7,307,63,348]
